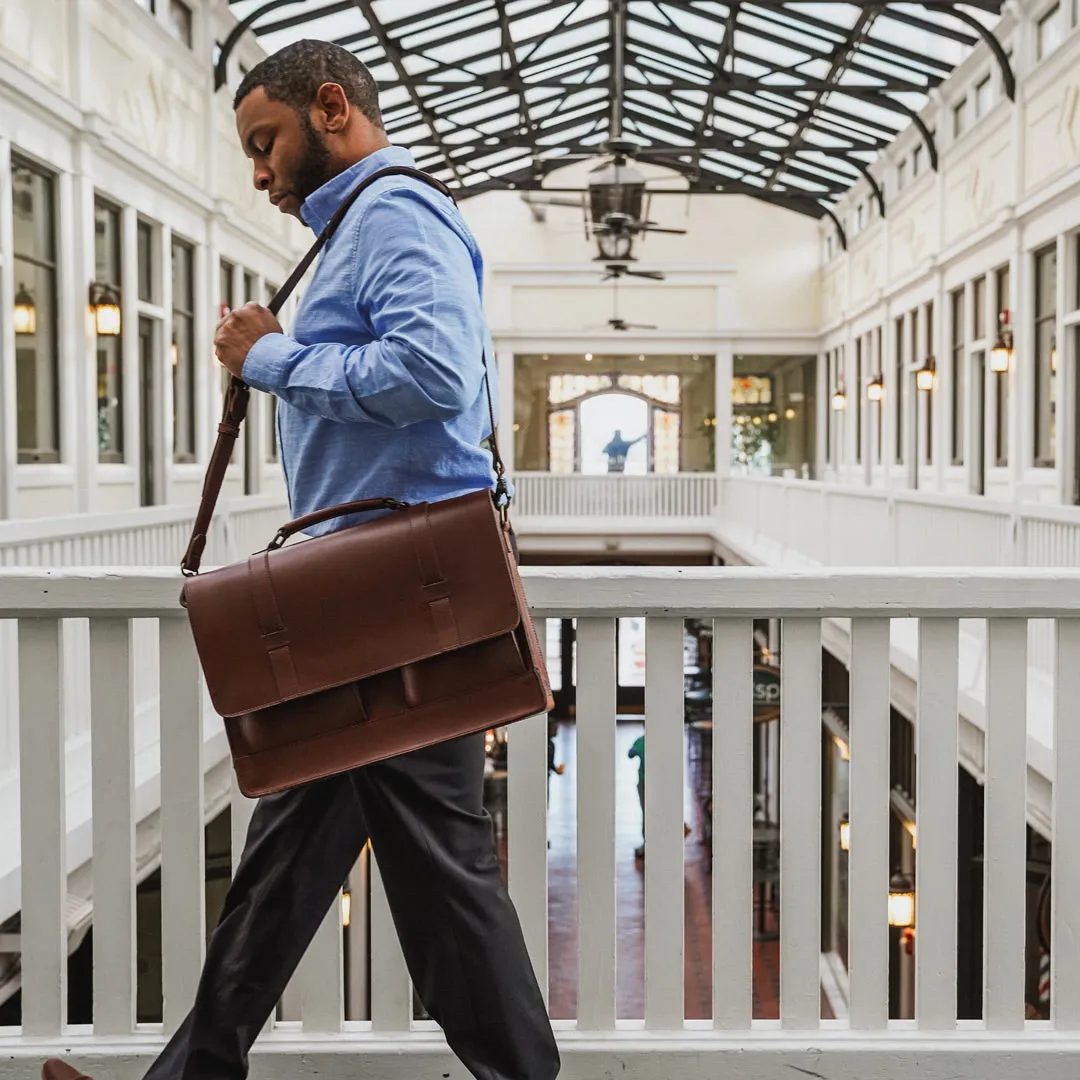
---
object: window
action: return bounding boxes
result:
[1038,5,1062,59]
[897,158,908,191]
[856,203,866,232]
[245,271,257,303]
[171,237,196,463]
[219,259,236,398]
[855,337,863,463]
[137,220,156,303]
[1034,244,1057,467]
[895,317,904,465]
[266,281,280,463]
[953,97,969,138]
[951,289,965,465]
[975,77,992,118]
[925,301,935,465]
[875,327,884,464]
[913,144,924,176]
[995,265,1010,466]
[164,0,193,47]
[95,199,124,462]
[973,276,987,340]
[12,157,60,463]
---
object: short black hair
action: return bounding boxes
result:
[234,39,383,128]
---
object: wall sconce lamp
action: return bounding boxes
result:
[785,407,796,420]
[14,283,36,335]
[89,282,121,336]
[1051,338,1058,375]
[867,374,885,402]
[341,890,352,927]
[839,814,850,853]
[888,870,916,928]
[990,310,1014,374]
[916,356,936,392]
[831,383,848,411]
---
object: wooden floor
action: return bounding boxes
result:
[499,720,832,1022]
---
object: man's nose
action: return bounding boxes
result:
[253,164,271,191]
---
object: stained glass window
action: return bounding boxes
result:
[732,376,772,405]
[618,373,681,404]
[548,373,612,405]
[652,408,681,473]
[548,408,575,473]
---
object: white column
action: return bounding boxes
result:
[715,342,733,477]
[0,137,15,518]
[495,344,515,471]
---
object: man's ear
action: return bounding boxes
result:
[315,82,350,133]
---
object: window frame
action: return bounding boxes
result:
[1033,243,1058,468]
[94,196,125,464]
[170,235,197,465]
[12,153,61,465]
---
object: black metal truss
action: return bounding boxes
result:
[219,0,1006,220]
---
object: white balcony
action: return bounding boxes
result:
[1,565,1080,1077]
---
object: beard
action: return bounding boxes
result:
[291,109,337,203]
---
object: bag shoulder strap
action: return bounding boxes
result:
[181,164,506,576]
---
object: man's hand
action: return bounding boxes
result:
[214,303,283,377]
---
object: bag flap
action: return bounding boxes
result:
[183,490,523,717]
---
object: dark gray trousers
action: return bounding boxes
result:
[143,733,559,1080]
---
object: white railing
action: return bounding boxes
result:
[513,472,720,519]
[717,477,1080,681]
[2,566,1079,1077]
[0,494,289,568]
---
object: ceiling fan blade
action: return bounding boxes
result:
[625,269,665,280]
[642,226,688,235]
[627,323,658,330]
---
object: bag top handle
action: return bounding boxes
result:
[181,164,506,577]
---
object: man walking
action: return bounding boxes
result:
[45,39,559,1080]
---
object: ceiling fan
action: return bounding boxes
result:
[600,262,665,282]
[585,276,657,332]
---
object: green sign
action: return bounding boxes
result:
[753,664,781,722]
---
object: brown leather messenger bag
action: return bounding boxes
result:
[179,166,553,797]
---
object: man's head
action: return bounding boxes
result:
[234,40,388,220]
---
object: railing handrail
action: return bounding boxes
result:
[0,493,288,547]
[5,565,1080,618]
[725,473,1080,525]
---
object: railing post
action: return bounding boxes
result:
[18,617,67,1037]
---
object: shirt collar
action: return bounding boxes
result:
[300,145,417,234]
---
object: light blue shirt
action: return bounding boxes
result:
[243,145,499,535]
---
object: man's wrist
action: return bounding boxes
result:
[242,332,293,392]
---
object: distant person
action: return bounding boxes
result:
[628,733,690,861]
[602,428,645,473]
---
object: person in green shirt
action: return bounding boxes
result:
[628,735,646,859]
[627,734,691,861]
